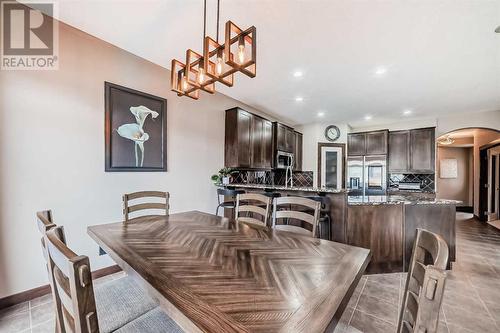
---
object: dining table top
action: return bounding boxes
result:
[87,210,371,333]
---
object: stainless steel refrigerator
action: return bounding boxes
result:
[347,155,387,195]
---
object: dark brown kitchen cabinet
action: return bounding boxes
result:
[225,108,273,169]
[409,128,435,173]
[348,130,387,156]
[366,130,388,155]
[251,116,264,168]
[388,131,410,172]
[251,116,273,169]
[275,123,295,153]
[225,108,252,168]
[262,120,273,168]
[294,131,303,171]
[347,204,404,273]
[388,127,435,174]
[347,133,366,156]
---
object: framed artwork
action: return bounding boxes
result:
[105,82,167,172]
[440,159,458,179]
[317,143,346,189]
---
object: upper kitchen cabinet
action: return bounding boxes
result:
[347,133,366,156]
[366,130,388,155]
[409,128,435,173]
[225,108,273,169]
[347,130,388,156]
[388,127,435,174]
[294,131,303,171]
[274,122,295,153]
[251,116,273,169]
[225,108,252,168]
[388,130,410,173]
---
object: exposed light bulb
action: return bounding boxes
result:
[216,57,223,75]
[181,76,188,91]
[238,44,245,64]
[198,68,205,84]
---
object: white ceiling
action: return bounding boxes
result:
[39,0,500,126]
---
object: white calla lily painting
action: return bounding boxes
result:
[105,83,167,172]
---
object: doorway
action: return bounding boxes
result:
[437,127,500,221]
[484,144,500,228]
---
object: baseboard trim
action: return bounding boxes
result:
[0,265,121,310]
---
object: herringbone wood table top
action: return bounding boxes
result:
[88,211,370,333]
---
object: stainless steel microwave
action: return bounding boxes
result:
[276,151,294,169]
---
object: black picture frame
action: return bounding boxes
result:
[104,82,167,172]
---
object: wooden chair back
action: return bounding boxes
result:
[36,210,66,333]
[235,193,272,227]
[398,228,449,333]
[123,191,169,222]
[45,226,99,333]
[272,196,321,237]
[37,210,58,261]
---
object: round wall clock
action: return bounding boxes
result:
[325,125,341,142]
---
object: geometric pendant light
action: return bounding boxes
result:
[171,0,256,100]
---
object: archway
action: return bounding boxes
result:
[436,127,500,222]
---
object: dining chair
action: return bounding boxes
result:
[235,193,272,227]
[215,188,244,216]
[44,226,183,333]
[306,196,332,240]
[123,191,169,222]
[397,228,449,333]
[272,196,321,237]
[36,210,60,260]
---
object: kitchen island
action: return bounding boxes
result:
[347,195,459,273]
[223,184,459,273]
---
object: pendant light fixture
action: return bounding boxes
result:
[437,135,455,145]
[171,0,256,100]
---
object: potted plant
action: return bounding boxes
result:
[211,168,238,185]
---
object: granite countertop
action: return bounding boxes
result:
[222,183,346,194]
[347,195,461,206]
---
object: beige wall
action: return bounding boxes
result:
[0,20,268,297]
[436,147,472,205]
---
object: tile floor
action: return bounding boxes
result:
[1,213,499,333]
[335,213,500,333]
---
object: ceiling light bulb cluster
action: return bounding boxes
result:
[170,1,256,100]
[437,136,455,145]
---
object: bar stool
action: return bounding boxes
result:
[306,196,331,240]
[216,188,245,216]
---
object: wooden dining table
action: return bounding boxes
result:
[87,211,370,333]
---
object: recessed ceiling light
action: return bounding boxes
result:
[364,115,372,120]
[374,67,387,76]
[293,70,303,77]
[317,111,325,117]
[403,109,412,115]
[295,96,304,102]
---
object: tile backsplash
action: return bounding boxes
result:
[229,170,314,187]
[389,173,435,192]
